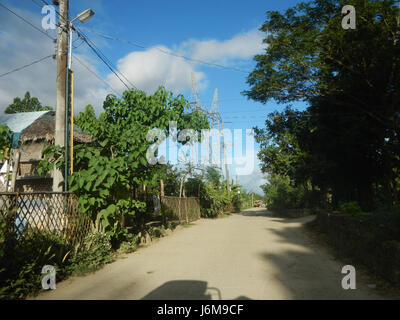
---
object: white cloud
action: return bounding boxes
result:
[0,5,265,115]
[108,46,206,95]
[0,6,106,115]
[180,29,265,64]
[106,29,265,95]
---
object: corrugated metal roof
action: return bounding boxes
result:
[0,111,51,133]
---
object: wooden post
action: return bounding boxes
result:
[53,0,69,192]
[160,179,165,225]
[160,179,164,197]
[10,150,21,192]
[5,156,10,192]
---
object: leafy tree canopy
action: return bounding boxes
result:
[5,92,53,114]
[40,87,210,238]
[247,0,400,210]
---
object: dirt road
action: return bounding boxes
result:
[35,208,390,300]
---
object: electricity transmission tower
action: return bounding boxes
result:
[189,73,230,191]
[190,71,202,112]
[211,88,230,191]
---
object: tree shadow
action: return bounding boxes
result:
[259,223,389,299]
[267,215,316,224]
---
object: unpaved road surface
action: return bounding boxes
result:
[35,208,393,300]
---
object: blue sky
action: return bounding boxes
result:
[0,0,307,194]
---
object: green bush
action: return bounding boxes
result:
[119,234,140,253]
[200,184,232,217]
[339,201,362,216]
[68,232,114,275]
[262,174,307,211]
[148,226,166,238]
[0,231,72,300]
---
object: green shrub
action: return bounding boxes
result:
[148,226,166,238]
[118,233,140,253]
[262,174,308,212]
[68,232,114,275]
[340,201,362,216]
[0,231,72,300]
[200,185,232,217]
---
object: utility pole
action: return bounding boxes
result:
[53,0,69,192]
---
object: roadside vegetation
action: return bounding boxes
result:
[247,0,400,287]
[0,87,254,300]
[247,0,400,214]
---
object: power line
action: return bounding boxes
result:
[220,112,376,121]
[0,54,53,78]
[76,30,131,91]
[75,28,138,91]
[80,27,252,74]
[73,54,120,96]
[0,2,55,41]
[28,0,138,92]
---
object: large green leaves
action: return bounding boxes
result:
[40,87,210,239]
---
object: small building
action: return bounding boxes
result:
[0,111,93,192]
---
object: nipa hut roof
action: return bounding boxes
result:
[18,111,94,144]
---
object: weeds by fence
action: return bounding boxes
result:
[0,192,92,248]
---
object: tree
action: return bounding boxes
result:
[5,92,52,114]
[40,87,209,239]
[245,0,400,210]
[205,166,222,187]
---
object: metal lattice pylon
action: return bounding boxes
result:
[210,88,219,129]
[190,71,201,112]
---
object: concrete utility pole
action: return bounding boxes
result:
[53,0,69,192]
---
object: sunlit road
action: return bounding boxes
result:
[35,208,388,300]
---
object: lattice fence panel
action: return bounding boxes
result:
[0,192,92,248]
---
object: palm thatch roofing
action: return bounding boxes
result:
[18,111,94,144]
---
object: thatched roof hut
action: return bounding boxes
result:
[0,111,95,192]
[19,111,94,144]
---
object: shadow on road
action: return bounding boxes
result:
[259,222,388,299]
[141,280,250,300]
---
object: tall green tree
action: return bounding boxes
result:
[40,87,209,238]
[246,0,400,210]
[5,92,52,114]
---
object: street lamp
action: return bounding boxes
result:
[74,9,95,23]
[64,9,94,190]
[68,9,95,68]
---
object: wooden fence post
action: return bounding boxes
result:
[160,179,166,225]
[10,150,21,192]
[160,179,164,197]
